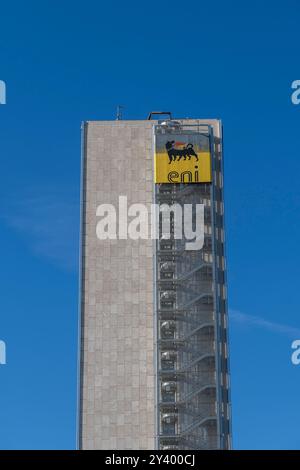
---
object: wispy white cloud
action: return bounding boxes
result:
[229,309,300,338]
[2,189,79,271]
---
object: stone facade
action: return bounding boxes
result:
[79,121,156,449]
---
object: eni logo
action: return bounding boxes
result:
[168,165,200,183]
[166,141,198,164]
[155,138,211,184]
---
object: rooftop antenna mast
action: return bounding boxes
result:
[116,105,124,120]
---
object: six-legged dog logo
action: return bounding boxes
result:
[166,140,198,164]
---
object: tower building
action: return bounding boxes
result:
[78,115,231,450]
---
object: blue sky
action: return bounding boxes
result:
[0,0,300,449]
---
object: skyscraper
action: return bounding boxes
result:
[78,116,231,450]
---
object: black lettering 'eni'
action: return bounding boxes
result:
[180,171,192,183]
[194,166,199,182]
[168,171,179,183]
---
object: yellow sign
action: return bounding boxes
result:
[154,137,211,184]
